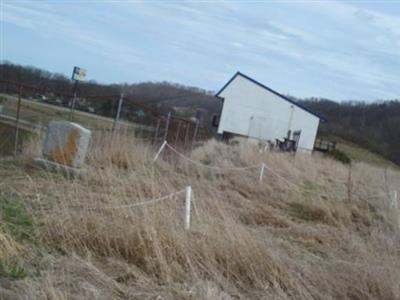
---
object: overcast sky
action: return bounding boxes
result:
[2,0,400,101]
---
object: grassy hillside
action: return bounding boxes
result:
[320,134,399,169]
[0,133,399,299]
[336,139,399,169]
[302,99,400,165]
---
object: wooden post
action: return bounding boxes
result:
[184,186,192,230]
[14,86,22,156]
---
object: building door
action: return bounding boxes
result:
[248,116,268,140]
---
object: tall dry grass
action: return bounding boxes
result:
[2,131,400,299]
[0,228,21,261]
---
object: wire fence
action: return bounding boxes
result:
[0,80,206,157]
[1,82,398,232]
[64,186,193,230]
[91,188,186,210]
[154,141,399,205]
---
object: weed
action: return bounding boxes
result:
[0,193,33,241]
[0,259,27,279]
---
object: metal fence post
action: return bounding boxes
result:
[163,112,171,143]
[191,119,200,150]
[70,80,78,121]
[183,123,190,149]
[153,118,161,144]
[175,120,182,145]
[112,93,124,132]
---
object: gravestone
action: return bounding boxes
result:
[33,121,91,177]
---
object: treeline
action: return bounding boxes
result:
[300,98,400,165]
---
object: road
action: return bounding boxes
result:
[0,114,44,133]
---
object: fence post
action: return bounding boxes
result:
[14,86,22,156]
[163,112,171,143]
[347,163,352,202]
[183,124,189,149]
[153,118,161,144]
[393,190,398,209]
[153,140,167,162]
[175,120,182,145]
[259,163,265,182]
[184,186,192,230]
[112,93,124,132]
[191,119,200,150]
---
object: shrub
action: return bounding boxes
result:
[327,149,351,164]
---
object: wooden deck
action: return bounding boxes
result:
[314,139,336,152]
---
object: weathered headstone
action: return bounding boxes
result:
[33,121,91,177]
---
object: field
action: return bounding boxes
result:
[0,133,399,299]
[0,93,137,130]
[336,139,399,169]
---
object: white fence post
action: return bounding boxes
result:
[259,163,265,182]
[184,186,192,230]
[153,140,167,162]
[394,190,398,208]
[395,190,400,230]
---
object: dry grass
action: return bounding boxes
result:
[1,132,400,299]
[0,229,21,261]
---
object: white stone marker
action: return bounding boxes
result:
[33,121,91,176]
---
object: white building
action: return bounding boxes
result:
[216,72,325,152]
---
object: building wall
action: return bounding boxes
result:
[217,75,320,151]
